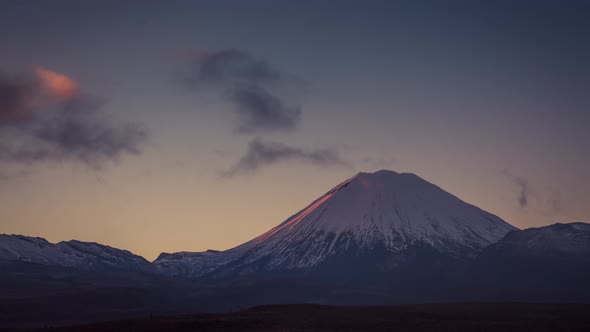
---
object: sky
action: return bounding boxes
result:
[0,0,588,260]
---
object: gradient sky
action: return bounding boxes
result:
[0,0,588,260]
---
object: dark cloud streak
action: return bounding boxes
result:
[222,139,347,177]
[226,84,300,133]
[502,170,530,208]
[502,170,566,214]
[183,49,301,133]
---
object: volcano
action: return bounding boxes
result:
[154,170,516,279]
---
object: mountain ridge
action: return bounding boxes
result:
[0,233,153,272]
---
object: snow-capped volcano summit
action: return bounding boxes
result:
[155,170,516,277]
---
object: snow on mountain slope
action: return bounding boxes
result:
[0,234,153,272]
[478,222,590,258]
[155,170,517,277]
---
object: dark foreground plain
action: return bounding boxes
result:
[3,303,590,332]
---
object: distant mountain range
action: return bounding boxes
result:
[0,234,153,272]
[1,170,588,326]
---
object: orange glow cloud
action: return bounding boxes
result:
[35,67,79,100]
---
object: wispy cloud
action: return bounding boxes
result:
[181,49,344,178]
[502,170,530,208]
[502,170,565,215]
[181,49,301,133]
[0,68,146,168]
[225,84,300,133]
[221,139,348,177]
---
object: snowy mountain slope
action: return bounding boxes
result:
[478,222,590,258]
[0,235,62,265]
[155,170,517,277]
[0,234,153,272]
